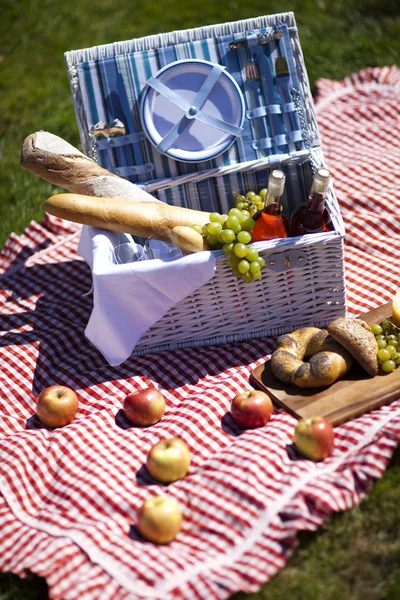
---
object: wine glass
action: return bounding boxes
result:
[143,236,183,261]
[112,242,145,265]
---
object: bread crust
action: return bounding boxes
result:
[327,318,379,376]
[270,327,353,388]
[45,194,210,241]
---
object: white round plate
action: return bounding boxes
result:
[140,59,244,163]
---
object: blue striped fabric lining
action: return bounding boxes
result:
[75,24,310,213]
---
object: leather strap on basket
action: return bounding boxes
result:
[146,64,244,153]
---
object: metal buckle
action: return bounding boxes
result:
[229,31,283,50]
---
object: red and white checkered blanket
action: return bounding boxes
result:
[1,66,400,600]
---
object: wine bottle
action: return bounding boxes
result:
[289,168,334,236]
[251,170,289,242]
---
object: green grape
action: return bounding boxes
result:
[222,243,235,255]
[253,195,262,205]
[386,344,397,357]
[259,188,267,200]
[236,201,246,210]
[375,334,386,342]
[386,334,397,342]
[232,267,241,278]
[241,217,256,231]
[258,257,266,269]
[202,224,209,236]
[206,234,219,247]
[233,225,242,235]
[377,339,387,349]
[226,254,240,268]
[226,215,240,230]
[209,212,221,223]
[238,259,250,274]
[234,243,248,258]
[253,271,262,280]
[246,191,256,199]
[191,224,202,234]
[207,222,222,235]
[249,206,258,217]
[241,272,254,283]
[378,348,391,362]
[237,231,252,244]
[229,208,242,218]
[220,214,228,225]
[238,211,249,224]
[234,194,245,205]
[257,203,265,210]
[219,229,236,244]
[246,247,259,262]
[395,354,400,365]
[381,360,396,373]
[382,319,392,331]
[250,260,261,274]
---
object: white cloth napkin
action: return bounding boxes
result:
[78,226,216,365]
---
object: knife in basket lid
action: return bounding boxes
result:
[244,48,271,159]
[256,48,286,150]
[275,56,303,151]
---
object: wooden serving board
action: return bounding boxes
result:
[250,302,400,426]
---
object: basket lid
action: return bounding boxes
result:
[140,59,245,163]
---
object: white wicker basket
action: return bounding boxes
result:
[66,12,347,357]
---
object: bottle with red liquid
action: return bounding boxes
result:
[251,170,289,242]
[289,168,334,236]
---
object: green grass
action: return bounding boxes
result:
[1,0,400,248]
[0,0,399,598]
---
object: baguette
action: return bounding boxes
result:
[45,193,211,241]
[21,131,161,203]
[170,226,208,253]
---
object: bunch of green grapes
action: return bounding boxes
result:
[370,319,400,373]
[191,202,266,283]
[234,189,266,217]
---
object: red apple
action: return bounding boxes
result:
[230,390,273,429]
[36,385,79,428]
[123,388,165,426]
[294,417,334,461]
[146,438,190,483]
[137,495,182,544]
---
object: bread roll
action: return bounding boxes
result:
[327,318,379,376]
[271,327,353,388]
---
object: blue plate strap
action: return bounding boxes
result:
[146,77,190,111]
[195,111,243,136]
[95,131,146,150]
[109,163,154,176]
[252,130,303,150]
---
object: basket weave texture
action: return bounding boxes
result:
[65,12,346,355]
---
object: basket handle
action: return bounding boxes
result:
[143,148,310,194]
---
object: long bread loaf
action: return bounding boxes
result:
[45,193,211,241]
[21,131,160,203]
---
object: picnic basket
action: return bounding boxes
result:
[65,11,346,356]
